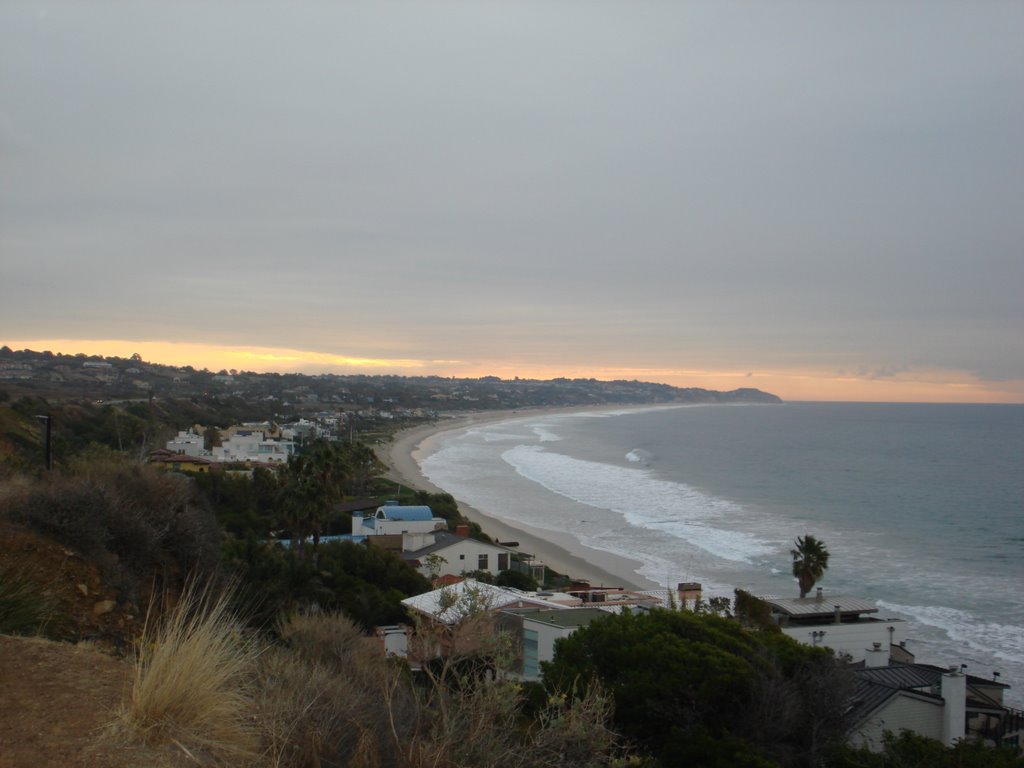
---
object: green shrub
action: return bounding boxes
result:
[0,560,59,635]
[2,465,222,603]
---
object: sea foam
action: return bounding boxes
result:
[501,444,775,564]
[877,601,1024,666]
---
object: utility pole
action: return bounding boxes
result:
[34,414,52,470]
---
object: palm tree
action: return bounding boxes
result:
[280,453,334,560]
[791,535,830,598]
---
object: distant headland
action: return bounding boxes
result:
[0,346,782,411]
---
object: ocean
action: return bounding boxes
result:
[418,402,1024,707]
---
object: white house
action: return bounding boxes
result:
[212,430,295,464]
[401,530,517,580]
[757,590,908,664]
[401,579,576,627]
[166,429,207,458]
[847,662,1021,750]
[351,502,447,537]
[496,607,612,682]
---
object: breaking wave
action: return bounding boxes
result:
[501,444,774,564]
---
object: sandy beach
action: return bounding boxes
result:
[377,408,660,591]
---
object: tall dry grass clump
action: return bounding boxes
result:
[108,579,265,765]
[256,611,416,768]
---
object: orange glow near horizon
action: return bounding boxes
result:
[5,338,1023,404]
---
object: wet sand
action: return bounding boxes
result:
[377,409,660,591]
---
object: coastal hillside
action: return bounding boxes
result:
[0,346,782,411]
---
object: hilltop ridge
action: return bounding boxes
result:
[0,346,782,411]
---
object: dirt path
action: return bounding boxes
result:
[0,635,133,768]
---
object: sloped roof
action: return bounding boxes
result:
[402,531,513,559]
[846,662,946,726]
[332,498,383,514]
[856,662,943,690]
[402,579,571,625]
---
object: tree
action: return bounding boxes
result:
[203,426,222,451]
[543,609,851,767]
[791,534,830,598]
[278,454,329,558]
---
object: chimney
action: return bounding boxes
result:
[834,605,842,624]
[865,641,888,668]
[816,587,823,601]
[940,667,967,746]
[455,524,470,537]
[677,582,702,609]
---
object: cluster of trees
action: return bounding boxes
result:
[542,608,851,767]
[192,439,380,545]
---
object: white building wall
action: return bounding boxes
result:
[375,518,445,536]
[524,619,575,669]
[782,619,907,662]
[213,433,294,463]
[167,430,206,458]
[420,539,511,579]
[941,671,967,745]
[849,695,944,751]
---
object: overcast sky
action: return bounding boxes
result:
[2,1,1022,402]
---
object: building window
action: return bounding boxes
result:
[498,553,509,571]
[459,554,465,560]
[523,629,539,679]
[478,554,489,570]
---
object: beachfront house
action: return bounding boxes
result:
[400,579,579,663]
[847,662,1022,750]
[496,607,613,682]
[401,529,517,580]
[756,589,908,664]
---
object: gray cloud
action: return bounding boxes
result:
[2,1,1022,388]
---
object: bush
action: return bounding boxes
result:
[257,612,411,768]
[2,465,222,602]
[225,539,431,631]
[0,560,59,635]
[543,609,851,767]
[106,579,265,764]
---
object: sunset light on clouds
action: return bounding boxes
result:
[2,2,1022,404]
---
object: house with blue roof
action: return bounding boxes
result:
[351,501,447,537]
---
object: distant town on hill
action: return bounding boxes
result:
[0,346,782,413]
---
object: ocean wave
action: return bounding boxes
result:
[501,444,774,564]
[531,425,563,442]
[568,405,693,419]
[625,448,653,464]
[877,601,1024,666]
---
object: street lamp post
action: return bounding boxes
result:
[34,414,52,471]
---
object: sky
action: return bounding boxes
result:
[2,1,1023,403]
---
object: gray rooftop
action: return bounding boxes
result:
[401,531,514,559]
[758,594,879,618]
[519,607,612,629]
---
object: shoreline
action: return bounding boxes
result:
[377,407,661,592]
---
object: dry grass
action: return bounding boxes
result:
[106,579,265,766]
[257,611,407,768]
[103,600,623,768]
